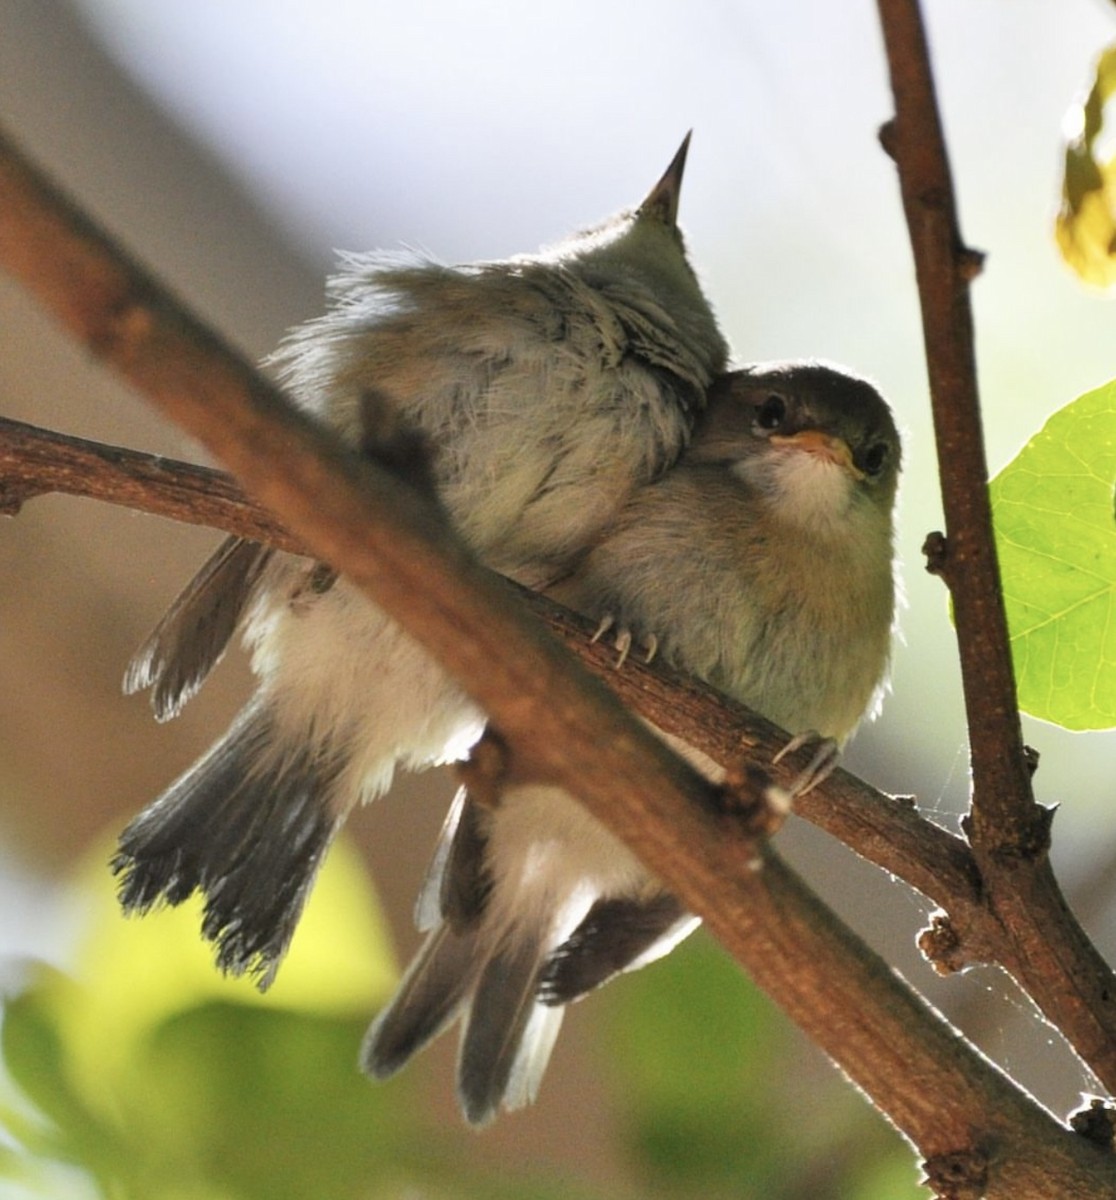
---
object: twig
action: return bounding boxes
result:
[0,415,301,550]
[877,0,1116,1091]
[3,123,1113,1193]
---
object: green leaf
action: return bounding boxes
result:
[603,934,795,1194]
[1057,44,1116,288]
[46,832,398,1115]
[846,1154,924,1200]
[2,983,102,1151]
[0,1141,24,1179]
[136,1003,412,1200]
[990,380,1116,729]
[0,976,126,1193]
[602,933,931,1199]
[4,826,640,1199]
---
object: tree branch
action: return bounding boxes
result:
[877,0,1116,1092]
[3,121,1113,1193]
[0,415,302,549]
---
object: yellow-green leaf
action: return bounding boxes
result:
[991,381,1116,729]
[42,833,398,1115]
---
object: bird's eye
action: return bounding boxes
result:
[755,393,786,431]
[862,441,890,477]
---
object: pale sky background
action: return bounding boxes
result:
[1,0,1115,1165]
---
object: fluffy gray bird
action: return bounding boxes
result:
[113,138,728,986]
[362,361,901,1125]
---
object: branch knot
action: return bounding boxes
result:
[957,246,986,281]
[922,530,950,578]
[716,760,791,840]
[454,730,511,811]
[918,911,971,976]
[962,804,1055,866]
[922,1146,989,1200]
[1069,1096,1116,1150]
[91,293,156,363]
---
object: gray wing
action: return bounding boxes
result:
[124,536,273,721]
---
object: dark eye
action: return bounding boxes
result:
[862,441,890,477]
[755,393,786,431]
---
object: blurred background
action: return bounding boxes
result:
[1,1,1114,1196]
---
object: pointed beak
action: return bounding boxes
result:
[637,131,692,227]
[770,429,865,479]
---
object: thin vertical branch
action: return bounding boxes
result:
[876,0,1033,838]
[876,0,1116,1091]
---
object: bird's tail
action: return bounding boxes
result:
[457,934,565,1124]
[361,916,562,1128]
[361,781,700,1125]
[361,789,564,1126]
[112,697,344,988]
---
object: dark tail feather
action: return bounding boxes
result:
[457,935,556,1127]
[538,891,697,1005]
[363,923,561,1126]
[112,698,343,987]
[364,786,491,1084]
[360,923,480,1079]
[367,783,571,1125]
[124,536,272,722]
[413,789,492,934]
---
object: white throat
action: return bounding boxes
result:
[734,450,859,534]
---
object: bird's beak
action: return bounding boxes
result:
[771,429,865,480]
[637,132,692,227]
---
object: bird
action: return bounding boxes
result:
[112,137,729,988]
[361,360,901,1125]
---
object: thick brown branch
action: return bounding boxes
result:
[3,123,1112,1193]
[877,0,1116,1092]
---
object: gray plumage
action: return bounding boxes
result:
[115,139,727,988]
[556,361,901,739]
[123,536,273,722]
[363,361,901,1124]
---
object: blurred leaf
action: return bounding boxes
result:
[143,1002,620,1200]
[0,976,129,1194]
[603,933,795,1195]
[846,1154,924,1200]
[603,933,923,1199]
[2,983,113,1157]
[2,830,624,1200]
[46,833,397,1114]
[1056,44,1116,288]
[990,381,1116,729]
[135,1003,411,1200]
[1,830,405,1198]
[1,968,617,1200]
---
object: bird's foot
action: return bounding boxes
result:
[591,615,658,669]
[773,731,840,797]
